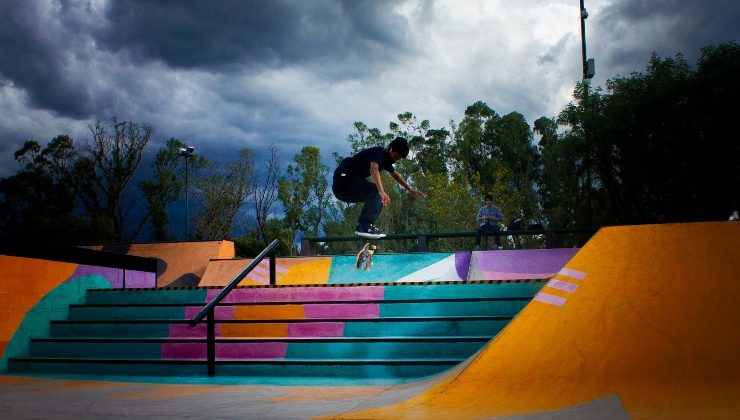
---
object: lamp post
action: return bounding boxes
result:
[580,1,595,227]
[179,145,195,240]
[580,1,595,82]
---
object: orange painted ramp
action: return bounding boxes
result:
[92,241,234,287]
[333,222,740,419]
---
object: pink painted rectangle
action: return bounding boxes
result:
[559,267,587,280]
[184,305,235,320]
[546,279,579,293]
[304,303,379,319]
[288,322,344,337]
[533,292,567,307]
[210,286,385,303]
[216,342,287,359]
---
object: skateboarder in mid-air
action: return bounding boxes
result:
[332,136,426,239]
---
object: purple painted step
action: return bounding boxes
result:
[207,286,385,304]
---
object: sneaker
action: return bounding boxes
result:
[355,223,386,239]
[474,245,480,251]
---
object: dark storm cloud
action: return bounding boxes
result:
[0,0,410,121]
[0,1,95,118]
[595,0,739,77]
[100,0,409,72]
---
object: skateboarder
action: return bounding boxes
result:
[332,137,426,239]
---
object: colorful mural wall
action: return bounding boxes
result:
[0,255,155,372]
[199,248,579,286]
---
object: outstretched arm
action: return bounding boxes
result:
[391,171,427,199]
[370,162,391,207]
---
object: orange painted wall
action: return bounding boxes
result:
[335,221,740,419]
[0,256,77,358]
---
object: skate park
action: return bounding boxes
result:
[0,221,738,419]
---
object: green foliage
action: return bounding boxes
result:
[139,138,193,241]
[192,148,255,240]
[0,118,152,245]
[234,218,296,257]
[555,41,740,225]
[278,146,337,236]
[3,42,738,251]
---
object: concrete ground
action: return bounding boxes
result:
[0,374,629,419]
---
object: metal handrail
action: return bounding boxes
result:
[300,228,598,255]
[188,239,279,376]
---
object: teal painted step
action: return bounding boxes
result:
[8,357,460,379]
[382,282,544,300]
[50,321,172,338]
[49,317,512,339]
[84,289,208,305]
[67,298,530,321]
[68,305,190,320]
[28,337,489,360]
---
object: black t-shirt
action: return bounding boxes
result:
[334,146,395,178]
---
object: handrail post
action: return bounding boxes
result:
[269,250,276,286]
[545,230,555,249]
[417,234,428,252]
[189,239,280,378]
[207,307,215,377]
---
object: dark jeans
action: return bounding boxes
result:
[475,224,501,247]
[332,175,382,227]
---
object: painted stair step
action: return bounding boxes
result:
[50,317,512,338]
[67,299,530,321]
[83,282,544,305]
[29,336,490,359]
[8,357,462,378]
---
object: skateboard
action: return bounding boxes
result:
[355,242,377,271]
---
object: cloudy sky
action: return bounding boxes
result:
[1,0,738,179]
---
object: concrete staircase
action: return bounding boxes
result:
[8,281,544,380]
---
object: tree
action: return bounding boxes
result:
[251,145,282,247]
[554,42,740,226]
[278,146,336,236]
[234,218,296,257]
[139,138,207,241]
[192,148,255,240]
[0,118,152,244]
[0,137,95,243]
[451,101,499,193]
[76,118,153,242]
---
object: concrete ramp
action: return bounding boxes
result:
[92,241,234,287]
[333,222,740,419]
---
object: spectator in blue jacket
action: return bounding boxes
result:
[475,194,504,250]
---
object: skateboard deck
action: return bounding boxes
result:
[355,242,377,271]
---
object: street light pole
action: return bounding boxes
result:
[579,1,594,227]
[580,0,588,81]
[179,145,195,240]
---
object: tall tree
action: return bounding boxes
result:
[278,146,336,236]
[0,136,95,243]
[192,148,255,240]
[0,118,152,244]
[252,145,282,247]
[139,138,207,241]
[555,42,740,225]
[76,118,153,242]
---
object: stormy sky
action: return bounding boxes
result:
[1,0,738,178]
